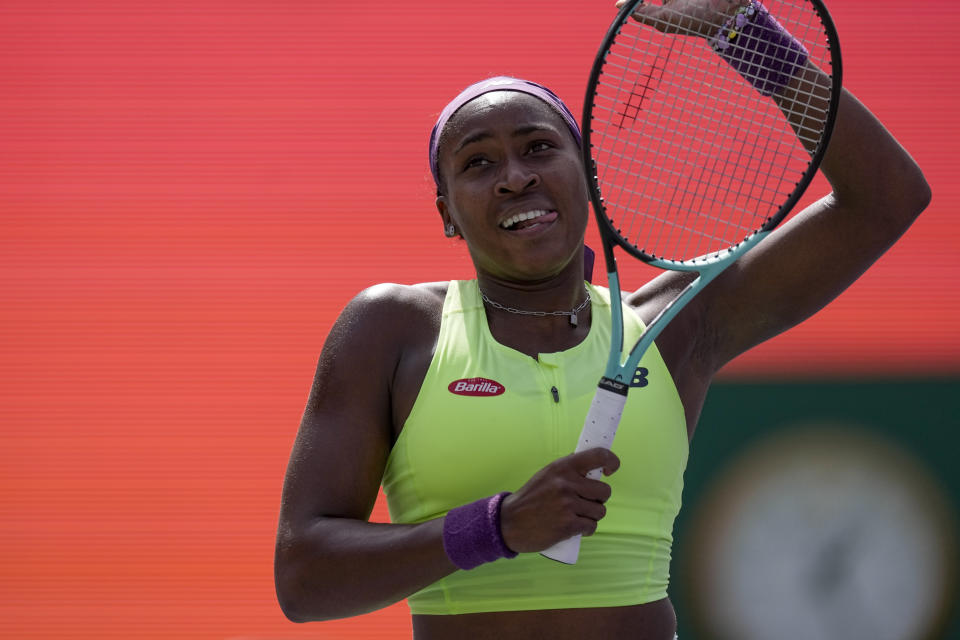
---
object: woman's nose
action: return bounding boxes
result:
[496,158,540,194]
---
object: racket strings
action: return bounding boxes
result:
[610,38,680,247]
[602,50,830,124]
[595,115,790,253]
[600,58,787,251]
[593,103,802,188]
[590,0,833,261]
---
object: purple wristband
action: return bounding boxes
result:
[442,492,518,570]
[711,0,809,96]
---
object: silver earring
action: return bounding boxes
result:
[445,224,457,237]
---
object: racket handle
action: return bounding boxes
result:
[540,531,583,565]
[541,381,627,564]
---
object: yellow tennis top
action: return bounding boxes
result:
[381,280,688,614]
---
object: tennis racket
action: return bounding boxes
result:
[542,0,841,564]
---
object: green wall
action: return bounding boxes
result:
[672,378,959,640]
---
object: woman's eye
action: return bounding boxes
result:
[529,141,553,153]
[464,156,490,170]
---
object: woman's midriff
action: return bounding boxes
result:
[412,597,676,640]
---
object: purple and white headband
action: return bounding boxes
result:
[428,76,582,188]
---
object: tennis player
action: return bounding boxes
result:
[274,3,929,638]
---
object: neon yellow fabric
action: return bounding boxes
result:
[381,280,688,615]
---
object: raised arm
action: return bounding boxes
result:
[695,75,930,371]
[623,0,930,374]
[274,285,457,621]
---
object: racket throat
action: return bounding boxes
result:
[598,376,629,396]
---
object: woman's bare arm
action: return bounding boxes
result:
[690,84,930,373]
[622,2,930,417]
[274,285,458,621]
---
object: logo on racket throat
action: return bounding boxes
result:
[448,377,506,397]
[632,367,649,388]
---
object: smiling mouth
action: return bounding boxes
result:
[500,209,557,231]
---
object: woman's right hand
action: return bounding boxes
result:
[499,447,620,553]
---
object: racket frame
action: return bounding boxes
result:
[584,0,842,386]
[541,0,842,564]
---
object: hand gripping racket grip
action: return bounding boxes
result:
[541,380,628,564]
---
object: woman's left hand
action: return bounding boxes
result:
[614,0,744,38]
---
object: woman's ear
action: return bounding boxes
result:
[437,196,458,238]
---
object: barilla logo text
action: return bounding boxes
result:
[448,377,505,397]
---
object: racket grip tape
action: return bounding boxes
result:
[541,380,628,564]
[574,378,628,454]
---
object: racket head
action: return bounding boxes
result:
[583,0,842,266]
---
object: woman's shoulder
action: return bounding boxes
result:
[346,281,449,319]
[316,282,449,397]
[331,281,449,352]
[335,282,451,433]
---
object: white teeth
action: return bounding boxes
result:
[501,209,548,229]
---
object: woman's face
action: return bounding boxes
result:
[435,91,589,283]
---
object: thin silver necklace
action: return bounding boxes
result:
[479,287,591,327]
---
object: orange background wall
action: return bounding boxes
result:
[2,1,958,637]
